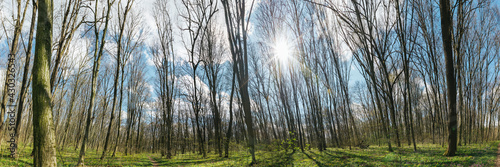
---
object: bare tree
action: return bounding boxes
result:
[32,0,57,165]
[13,0,37,158]
[110,6,145,158]
[100,0,135,160]
[180,0,218,158]
[201,20,225,157]
[124,52,148,155]
[0,0,31,146]
[151,0,176,158]
[76,0,115,165]
[221,0,257,163]
[439,0,457,157]
[50,0,84,94]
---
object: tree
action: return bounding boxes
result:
[180,0,218,158]
[59,48,90,149]
[77,0,114,165]
[13,0,37,158]
[110,3,144,158]
[0,0,31,146]
[151,0,176,158]
[440,0,457,156]
[393,0,418,151]
[32,0,58,165]
[202,21,225,157]
[50,0,84,94]
[221,0,257,163]
[316,0,398,151]
[124,52,148,155]
[101,0,135,160]
[224,72,236,157]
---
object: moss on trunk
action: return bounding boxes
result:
[32,0,57,166]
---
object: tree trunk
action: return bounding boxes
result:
[101,0,132,158]
[440,0,458,156]
[0,0,28,147]
[76,0,113,165]
[13,2,37,158]
[112,65,126,157]
[32,0,58,165]
[225,72,236,158]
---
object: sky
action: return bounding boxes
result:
[0,0,436,120]
[99,0,500,121]
[0,0,498,122]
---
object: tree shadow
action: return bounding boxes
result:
[265,151,295,166]
[303,151,328,167]
[15,159,33,166]
[154,155,239,166]
[146,143,499,166]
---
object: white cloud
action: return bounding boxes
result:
[177,74,211,100]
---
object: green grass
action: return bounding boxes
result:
[0,143,153,166]
[0,141,498,166]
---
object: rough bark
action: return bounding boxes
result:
[32,0,58,165]
[440,0,458,156]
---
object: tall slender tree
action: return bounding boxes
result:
[13,0,37,158]
[0,0,31,145]
[32,0,58,165]
[221,0,257,163]
[101,0,135,160]
[77,0,114,165]
[440,0,457,156]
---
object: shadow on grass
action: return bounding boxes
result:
[15,159,32,166]
[265,151,294,166]
[303,151,328,167]
[392,144,497,166]
[154,150,296,167]
[51,142,494,167]
[298,143,497,167]
[154,155,236,166]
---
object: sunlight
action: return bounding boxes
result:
[273,37,291,65]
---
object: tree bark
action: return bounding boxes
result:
[32,0,58,165]
[440,0,458,156]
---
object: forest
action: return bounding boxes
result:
[0,0,499,166]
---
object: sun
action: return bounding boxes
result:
[273,37,291,64]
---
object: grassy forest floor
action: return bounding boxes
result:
[0,141,498,166]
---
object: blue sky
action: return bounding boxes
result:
[0,0,498,122]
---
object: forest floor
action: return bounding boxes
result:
[496,142,500,166]
[0,141,498,166]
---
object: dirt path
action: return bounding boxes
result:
[149,156,159,167]
[496,142,500,166]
